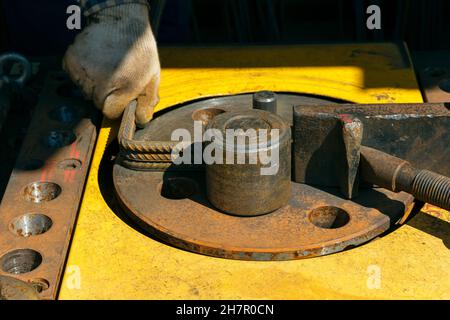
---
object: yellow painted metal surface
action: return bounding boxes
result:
[59,43,450,299]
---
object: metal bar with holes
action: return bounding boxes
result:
[0,72,98,299]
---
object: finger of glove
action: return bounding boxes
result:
[135,73,160,126]
[101,86,136,120]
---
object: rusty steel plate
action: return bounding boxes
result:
[134,93,347,140]
[112,94,413,260]
[0,275,40,300]
[114,168,413,260]
[0,73,98,299]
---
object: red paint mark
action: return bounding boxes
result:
[39,160,54,182]
[41,166,54,182]
[63,168,71,183]
[40,168,47,182]
[64,140,81,183]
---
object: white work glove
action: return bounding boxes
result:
[63,3,160,126]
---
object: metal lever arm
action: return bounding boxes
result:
[360,146,450,211]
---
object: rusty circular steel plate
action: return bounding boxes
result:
[114,168,412,260]
[113,93,413,260]
[133,93,348,140]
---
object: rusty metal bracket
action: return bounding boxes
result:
[294,103,450,184]
[293,103,450,211]
[0,73,98,299]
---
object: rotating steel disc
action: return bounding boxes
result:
[113,93,413,260]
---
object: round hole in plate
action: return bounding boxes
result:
[58,158,82,170]
[308,206,350,229]
[10,214,53,237]
[0,275,40,300]
[24,182,61,203]
[30,278,50,293]
[43,130,76,148]
[49,105,78,123]
[0,249,42,275]
[192,108,226,125]
[439,79,450,93]
[160,177,197,200]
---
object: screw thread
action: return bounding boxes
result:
[412,170,450,211]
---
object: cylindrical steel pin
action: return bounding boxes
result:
[253,91,277,114]
[205,109,291,216]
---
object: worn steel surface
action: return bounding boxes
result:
[294,103,450,187]
[0,275,40,300]
[113,94,413,258]
[0,73,98,299]
[401,52,450,223]
[59,44,449,299]
[205,109,291,216]
[360,146,450,211]
[114,164,413,260]
[253,91,278,113]
[118,93,342,170]
[293,102,450,211]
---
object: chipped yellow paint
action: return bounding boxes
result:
[59,43,449,299]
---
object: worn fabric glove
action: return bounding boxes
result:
[63,3,160,125]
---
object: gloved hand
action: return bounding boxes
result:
[63,3,160,126]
